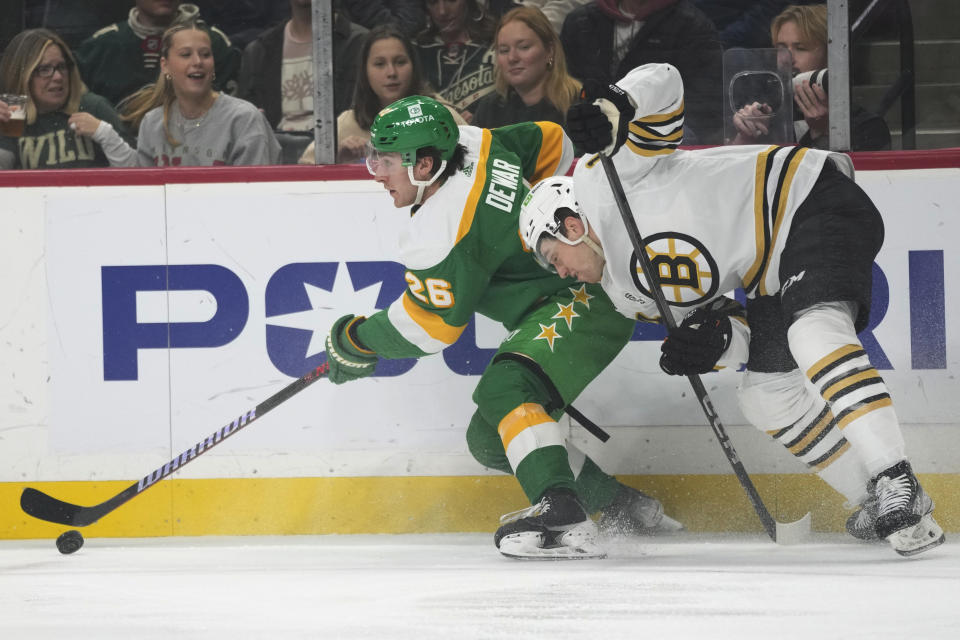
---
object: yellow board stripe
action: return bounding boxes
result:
[806,344,863,381]
[5,472,959,538]
[456,128,491,244]
[742,146,776,290]
[759,146,808,295]
[533,121,564,183]
[497,403,552,450]
[401,293,466,345]
[822,368,880,402]
[837,396,893,429]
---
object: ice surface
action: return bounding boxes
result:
[1,533,957,639]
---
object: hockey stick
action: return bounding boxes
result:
[599,155,809,543]
[20,362,330,527]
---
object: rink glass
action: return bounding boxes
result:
[0,94,28,137]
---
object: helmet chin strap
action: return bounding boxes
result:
[408,161,447,206]
[581,234,604,260]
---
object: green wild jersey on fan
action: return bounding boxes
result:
[356,122,577,359]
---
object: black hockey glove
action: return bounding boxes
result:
[659,302,734,376]
[325,314,378,384]
[566,79,634,156]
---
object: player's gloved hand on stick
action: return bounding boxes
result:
[659,303,733,375]
[566,80,635,156]
[325,314,378,384]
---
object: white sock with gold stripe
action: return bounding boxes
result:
[787,302,906,477]
[739,369,870,504]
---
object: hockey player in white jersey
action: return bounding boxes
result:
[518,62,944,557]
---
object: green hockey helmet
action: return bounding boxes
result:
[369,95,459,166]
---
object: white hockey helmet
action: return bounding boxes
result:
[519,176,591,272]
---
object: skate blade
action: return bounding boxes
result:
[655,513,685,533]
[888,514,946,557]
[775,512,812,545]
[497,532,606,560]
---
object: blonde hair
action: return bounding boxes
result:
[492,7,580,119]
[120,22,214,146]
[771,4,828,49]
[0,28,87,124]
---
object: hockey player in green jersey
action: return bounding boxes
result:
[520,62,944,557]
[323,95,682,558]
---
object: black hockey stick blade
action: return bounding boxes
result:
[599,155,809,544]
[21,486,129,527]
[20,362,330,527]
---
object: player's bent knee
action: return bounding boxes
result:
[737,369,817,430]
[473,358,555,425]
[466,409,512,473]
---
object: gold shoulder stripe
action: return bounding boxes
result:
[456,128,491,244]
[533,122,564,183]
[741,146,777,291]
[758,146,809,295]
[585,154,601,168]
[401,294,467,345]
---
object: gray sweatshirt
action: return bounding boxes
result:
[137,93,280,166]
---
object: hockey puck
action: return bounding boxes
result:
[56,530,84,555]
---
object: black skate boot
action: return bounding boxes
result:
[845,480,880,541]
[597,483,684,537]
[495,488,603,559]
[873,460,945,556]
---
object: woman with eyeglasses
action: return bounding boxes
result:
[0,28,135,169]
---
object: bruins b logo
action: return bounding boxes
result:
[630,232,719,307]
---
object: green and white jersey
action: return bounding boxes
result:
[357,122,576,359]
[0,92,132,169]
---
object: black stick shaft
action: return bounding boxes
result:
[600,155,778,540]
[20,363,330,527]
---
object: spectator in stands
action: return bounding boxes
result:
[0,28,136,169]
[121,22,280,166]
[472,6,579,129]
[731,3,890,150]
[23,0,129,52]
[416,0,497,122]
[482,1,523,19]
[299,24,465,164]
[341,0,426,39]
[560,0,724,144]
[76,1,240,108]
[692,0,815,49]
[516,1,589,34]
[238,0,367,130]
[192,0,290,51]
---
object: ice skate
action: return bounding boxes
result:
[597,483,684,537]
[495,488,604,560]
[873,460,945,557]
[845,480,880,541]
